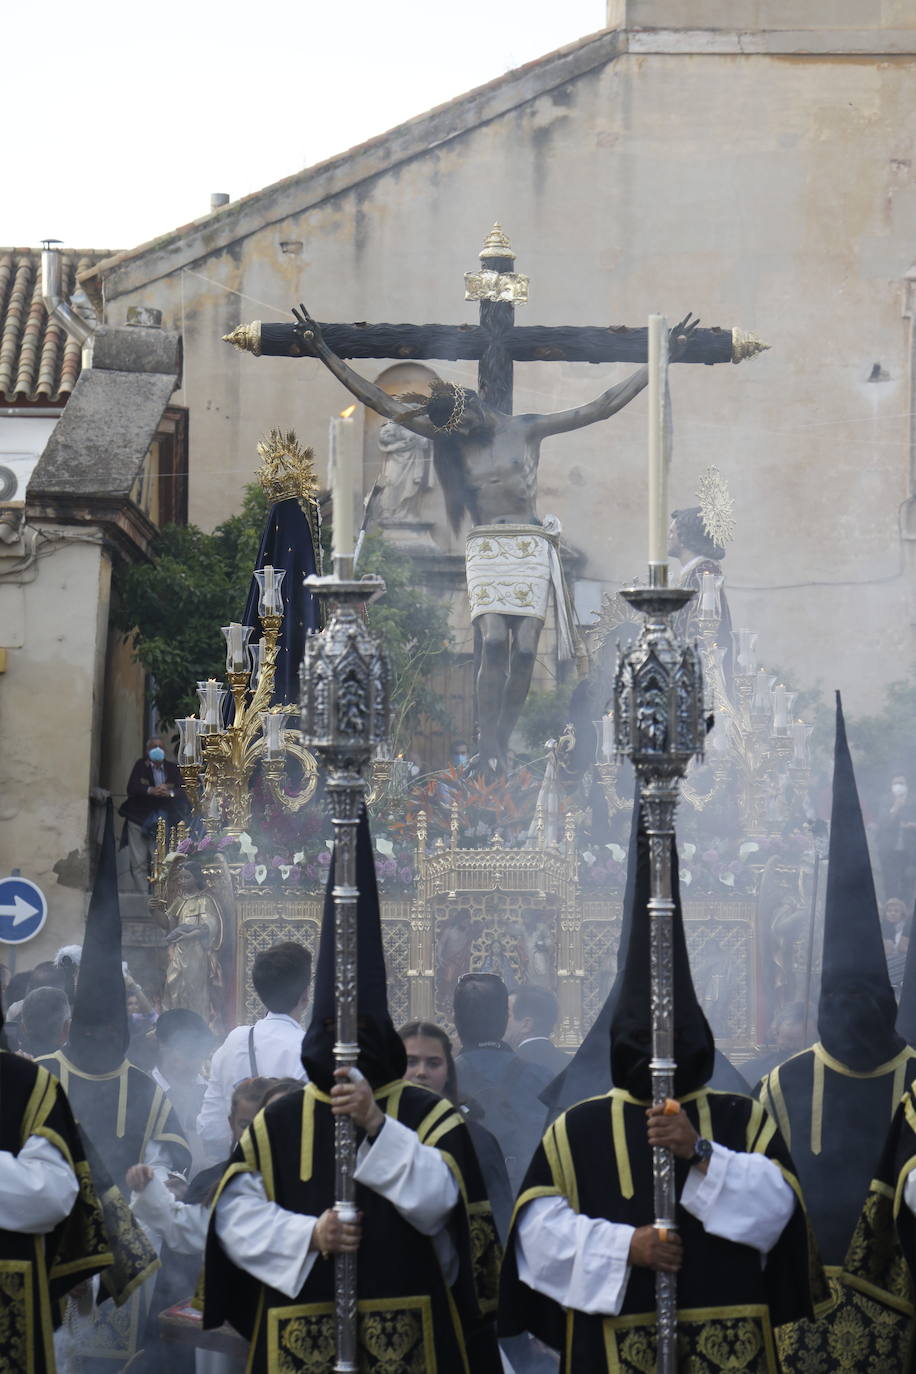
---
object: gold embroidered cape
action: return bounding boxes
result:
[0,1054,113,1374]
[202,1080,502,1374]
[499,1087,825,1374]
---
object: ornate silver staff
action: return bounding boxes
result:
[613,315,706,1373]
[301,550,389,1374]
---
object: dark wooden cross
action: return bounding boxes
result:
[224,223,767,413]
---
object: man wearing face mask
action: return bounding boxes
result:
[119,735,186,893]
[758,696,916,1368]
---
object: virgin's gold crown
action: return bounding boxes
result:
[256,429,319,504]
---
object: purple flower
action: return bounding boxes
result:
[240,862,256,881]
[176,838,192,854]
[317,851,332,867]
[305,863,319,881]
[196,836,212,851]
[289,865,302,882]
[398,865,414,885]
[217,836,236,850]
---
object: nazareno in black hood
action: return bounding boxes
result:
[610,810,715,1101]
[300,807,407,1092]
[817,692,904,1071]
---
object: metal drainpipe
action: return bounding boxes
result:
[40,239,95,364]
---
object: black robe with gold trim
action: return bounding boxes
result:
[777,1080,916,1373]
[37,1052,191,1192]
[35,1051,177,1362]
[0,1052,113,1374]
[758,1042,916,1269]
[203,1080,502,1374]
[499,1088,825,1374]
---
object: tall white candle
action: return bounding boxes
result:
[647,314,669,568]
[263,564,276,613]
[772,683,788,732]
[331,405,358,559]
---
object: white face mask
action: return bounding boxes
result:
[892,783,908,798]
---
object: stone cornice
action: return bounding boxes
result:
[25,494,158,565]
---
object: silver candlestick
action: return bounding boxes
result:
[301,553,389,1374]
[614,570,705,1374]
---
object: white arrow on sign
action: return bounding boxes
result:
[0,894,40,925]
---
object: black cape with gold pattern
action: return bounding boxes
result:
[499,1088,825,1374]
[202,1080,502,1374]
[0,1052,113,1374]
[37,1051,191,1192]
[777,1081,916,1374]
[758,1042,916,1268]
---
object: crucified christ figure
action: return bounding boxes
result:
[292,305,697,776]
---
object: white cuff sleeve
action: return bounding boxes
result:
[680,1143,795,1254]
[215,1171,319,1299]
[0,1135,79,1234]
[143,1137,181,1183]
[131,1175,209,1255]
[354,1115,461,1285]
[515,1194,634,1316]
[354,1115,459,1236]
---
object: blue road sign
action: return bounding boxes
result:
[0,877,48,944]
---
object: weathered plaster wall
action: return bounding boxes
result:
[100,33,916,711]
[0,533,111,965]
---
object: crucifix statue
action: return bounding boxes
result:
[226,224,767,775]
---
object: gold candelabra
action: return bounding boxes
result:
[172,429,322,839]
[177,593,317,839]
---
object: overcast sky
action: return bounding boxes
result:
[6,0,606,252]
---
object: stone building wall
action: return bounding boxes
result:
[84,3,916,711]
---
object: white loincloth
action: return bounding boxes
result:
[465,518,579,661]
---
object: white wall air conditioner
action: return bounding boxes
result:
[0,454,40,503]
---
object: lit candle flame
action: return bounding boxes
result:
[340,404,357,419]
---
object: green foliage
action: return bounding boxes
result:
[114,504,451,750]
[113,483,269,725]
[357,534,452,753]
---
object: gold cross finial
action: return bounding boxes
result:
[480,223,515,262]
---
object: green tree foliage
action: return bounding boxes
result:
[113,484,269,725]
[357,533,452,754]
[114,497,451,746]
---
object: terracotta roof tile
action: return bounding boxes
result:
[0,248,116,404]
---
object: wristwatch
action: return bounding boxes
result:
[689,1137,714,1168]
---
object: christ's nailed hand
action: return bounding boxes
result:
[668,313,700,362]
[629,1225,683,1273]
[291,305,324,356]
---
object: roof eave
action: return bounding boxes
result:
[79,24,620,303]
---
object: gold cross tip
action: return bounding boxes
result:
[224,321,262,356]
[479,223,515,262]
[731,328,770,364]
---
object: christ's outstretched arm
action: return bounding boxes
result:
[528,315,699,440]
[291,306,437,439]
